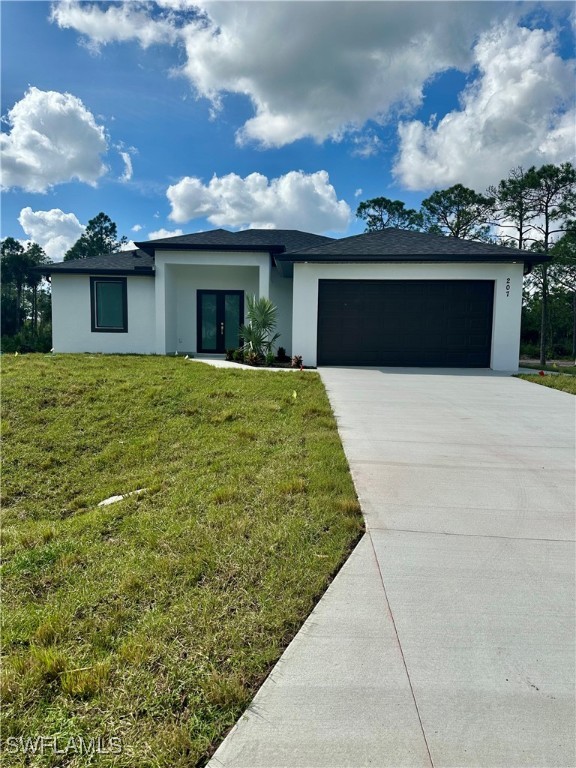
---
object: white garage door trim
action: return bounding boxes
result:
[291,262,524,370]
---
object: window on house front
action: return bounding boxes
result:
[90,277,128,332]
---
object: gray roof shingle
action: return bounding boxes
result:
[136,228,334,254]
[41,229,334,273]
[40,227,549,276]
[40,249,154,275]
[281,228,540,259]
[274,228,549,275]
[234,229,335,251]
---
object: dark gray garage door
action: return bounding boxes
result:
[317,280,494,367]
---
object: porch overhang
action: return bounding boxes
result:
[136,241,285,257]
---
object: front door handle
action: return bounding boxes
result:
[220,322,224,334]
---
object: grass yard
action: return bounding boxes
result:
[516,373,576,395]
[1,355,363,767]
[519,361,576,375]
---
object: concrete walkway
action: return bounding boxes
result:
[208,369,575,768]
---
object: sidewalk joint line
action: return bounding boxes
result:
[368,527,575,544]
[343,437,572,448]
[351,458,571,473]
[368,500,574,514]
[368,530,435,768]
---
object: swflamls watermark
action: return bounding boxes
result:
[2,735,123,755]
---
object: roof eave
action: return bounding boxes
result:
[136,241,286,256]
[276,253,552,264]
[37,266,154,276]
[274,252,551,277]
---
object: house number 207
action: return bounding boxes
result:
[505,277,511,297]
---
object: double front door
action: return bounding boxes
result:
[197,290,244,353]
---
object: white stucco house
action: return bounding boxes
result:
[41,228,549,369]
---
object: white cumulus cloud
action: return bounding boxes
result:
[50,1,516,148]
[50,1,179,52]
[119,240,137,251]
[119,151,133,182]
[132,224,143,232]
[180,3,515,148]
[18,207,84,261]
[166,171,351,233]
[148,228,184,240]
[1,87,107,193]
[394,23,576,191]
[49,2,573,175]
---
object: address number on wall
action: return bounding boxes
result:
[505,277,511,297]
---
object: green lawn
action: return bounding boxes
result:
[519,361,576,375]
[516,373,576,395]
[1,355,363,767]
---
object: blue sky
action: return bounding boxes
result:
[1,1,574,260]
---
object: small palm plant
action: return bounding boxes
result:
[240,295,281,359]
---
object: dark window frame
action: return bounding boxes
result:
[90,276,128,333]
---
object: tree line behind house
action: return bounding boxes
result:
[1,164,575,362]
[1,214,124,352]
[353,162,575,364]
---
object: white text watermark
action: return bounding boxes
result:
[2,735,123,756]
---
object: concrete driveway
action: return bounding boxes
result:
[209,369,575,768]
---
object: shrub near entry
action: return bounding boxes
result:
[240,295,281,358]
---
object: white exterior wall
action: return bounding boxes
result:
[173,265,259,354]
[270,267,293,354]
[51,274,156,354]
[154,250,287,354]
[51,254,522,366]
[292,262,524,370]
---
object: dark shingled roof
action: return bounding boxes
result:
[140,229,242,248]
[40,227,549,276]
[233,229,335,251]
[282,228,545,258]
[40,249,154,275]
[135,228,334,255]
[41,229,334,274]
[274,228,550,276]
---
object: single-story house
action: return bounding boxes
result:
[41,228,549,369]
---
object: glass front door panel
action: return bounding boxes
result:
[197,290,243,353]
[200,293,217,351]
[224,294,241,349]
